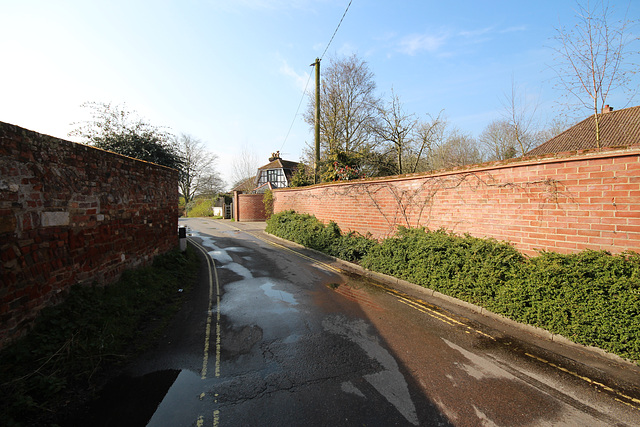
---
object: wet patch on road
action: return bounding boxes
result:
[63,369,180,427]
[327,282,384,311]
[323,314,419,426]
[221,324,264,357]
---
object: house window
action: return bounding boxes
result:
[257,168,288,188]
[257,171,268,186]
[267,169,287,188]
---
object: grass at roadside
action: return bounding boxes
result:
[266,210,640,365]
[0,246,199,426]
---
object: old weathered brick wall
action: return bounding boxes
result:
[0,122,178,348]
[274,147,640,256]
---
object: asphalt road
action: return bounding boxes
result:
[81,218,640,426]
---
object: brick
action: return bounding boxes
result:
[1,121,178,350]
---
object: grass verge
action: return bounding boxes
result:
[0,246,199,426]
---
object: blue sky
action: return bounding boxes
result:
[2,0,638,187]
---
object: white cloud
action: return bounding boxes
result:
[279,60,312,92]
[398,32,448,56]
[500,25,527,33]
[337,42,358,57]
[458,27,494,38]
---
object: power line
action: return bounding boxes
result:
[280,70,314,152]
[280,0,353,152]
[320,0,353,61]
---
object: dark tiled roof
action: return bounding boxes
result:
[230,176,256,192]
[257,158,300,171]
[527,106,640,156]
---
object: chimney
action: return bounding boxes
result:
[268,150,281,162]
[602,105,614,114]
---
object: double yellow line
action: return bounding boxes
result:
[212,223,640,413]
[188,238,221,427]
[243,228,640,412]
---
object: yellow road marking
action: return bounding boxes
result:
[525,352,640,409]
[224,224,343,274]
[217,222,640,412]
[188,237,223,426]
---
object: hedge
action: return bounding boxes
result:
[266,210,640,364]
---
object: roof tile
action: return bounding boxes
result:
[527,106,640,156]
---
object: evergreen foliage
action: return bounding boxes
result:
[266,211,640,363]
[70,102,183,170]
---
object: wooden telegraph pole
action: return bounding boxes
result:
[312,58,321,184]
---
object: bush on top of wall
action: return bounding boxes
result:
[266,210,640,364]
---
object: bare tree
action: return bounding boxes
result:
[230,144,261,191]
[197,173,226,197]
[429,129,482,170]
[502,79,541,156]
[304,54,380,165]
[551,0,637,147]
[478,120,519,161]
[371,89,418,175]
[412,111,446,173]
[176,134,220,204]
[538,116,574,142]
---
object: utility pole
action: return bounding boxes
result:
[312,58,321,184]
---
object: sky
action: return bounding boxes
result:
[2,0,639,189]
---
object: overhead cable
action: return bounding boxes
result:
[280,0,353,151]
[320,0,353,61]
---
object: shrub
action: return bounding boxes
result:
[498,250,640,361]
[263,190,274,219]
[361,227,526,305]
[186,198,215,217]
[266,211,640,363]
[266,211,375,262]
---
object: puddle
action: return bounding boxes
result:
[65,370,181,426]
[261,281,298,305]
[221,277,302,340]
[224,246,248,253]
[68,369,221,426]
[207,249,233,264]
[146,370,207,426]
[222,262,253,280]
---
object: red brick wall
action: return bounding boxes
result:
[236,193,267,222]
[0,122,179,349]
[273,147,640,256]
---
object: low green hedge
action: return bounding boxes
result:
[266,211,640,363]
[265,210,375,262]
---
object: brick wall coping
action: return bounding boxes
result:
[274,145,640,193]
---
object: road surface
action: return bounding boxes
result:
[79,218,640,426]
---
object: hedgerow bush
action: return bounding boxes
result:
[497,250,640,361]
[266,211,640,363]
[361,227,526,306]
[266,211,374,262]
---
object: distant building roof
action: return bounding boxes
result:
[254,151,300,189]
[257,158,300,171]
[231,176,256,193]
[527,105,640,156]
